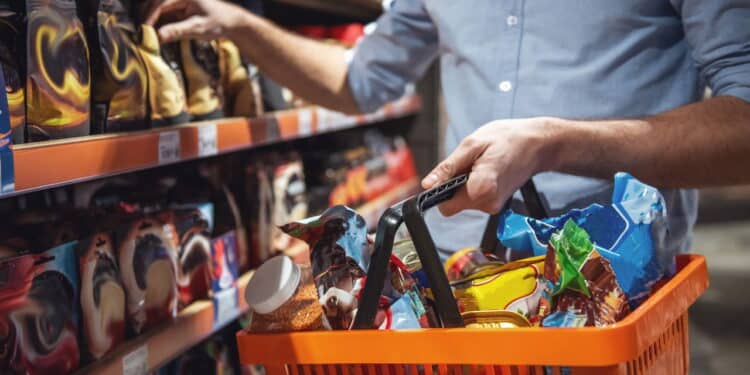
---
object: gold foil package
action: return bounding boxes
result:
[181,39,224,121]
[80,0,148,133]
[26,0,91,141]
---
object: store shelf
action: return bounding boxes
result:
[271,0,382,19]
[76,271,255,375]
[11,95,421,195]
[74,177,419,374]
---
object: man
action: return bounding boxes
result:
[150,0,750,257]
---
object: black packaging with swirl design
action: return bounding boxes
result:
[25,0,91,141]
[79,0,148,133]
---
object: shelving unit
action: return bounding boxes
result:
[74,177,420,375]
[11,94,421,195]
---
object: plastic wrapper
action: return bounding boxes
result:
[541,220,630,327]
[169,206,214,308]
[498,172,672,307]
[181,39,224,121]
[282,205,423,330]
[452,256,547,324]
[0,242,81,374]
[0,5,25,144]
[77,232,127,362]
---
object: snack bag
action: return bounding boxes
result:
[80,0,149,133]
[217,39,261,117]
[26,0,92,141]
[0,242,81,374]
[451,256,547,323]
[498,172,671,307]
[78,232,127,362]
[271,156,308,259]
[180,39,224,121]
[542,220,629,327]
[116,216,179,334]
[281,205,369,329]
[169,207,214,308]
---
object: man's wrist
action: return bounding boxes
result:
[528,117,574,174]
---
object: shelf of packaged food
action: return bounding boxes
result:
[11,94,421,195]
[358,176,421,229]
[271,0,382,19]
[74,177,419,375]
[76,271,255,375]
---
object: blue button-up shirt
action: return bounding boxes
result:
[347,0,750,256]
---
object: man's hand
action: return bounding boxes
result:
[146,0,248,42]
[422,118,559,216]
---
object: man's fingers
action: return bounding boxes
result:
[438,186,470,216]
[421,137,485,189]
[438,171,506,216]
[158,16,205,42]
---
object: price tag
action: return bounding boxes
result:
[214,287,238,328]
[122,345,148,375]
[158,130,181,164]
[297,108,313,136]
[198,124,218,157]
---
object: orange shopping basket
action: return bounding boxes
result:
[237,175,709,375]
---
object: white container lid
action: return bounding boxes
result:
[245,255,301,314]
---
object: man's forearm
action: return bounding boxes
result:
[225,12,360,114]
[548,96,750,187]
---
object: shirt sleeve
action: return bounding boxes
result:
[671,0,750,103]
[347,0,439,113]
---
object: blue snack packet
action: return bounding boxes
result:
[498,173,672,307]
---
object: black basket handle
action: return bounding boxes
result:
[352,175,547,329]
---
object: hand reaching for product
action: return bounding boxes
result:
[422,117,559,216]
[146,0,248,43]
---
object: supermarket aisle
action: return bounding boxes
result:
[690,221,750,374]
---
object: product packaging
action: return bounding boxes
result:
[25,0,91,141]
[135,25,189,127]
[245,255,327,332]
[271,156,308,260]
[0,63,16,192]
[451,256,547,323]
[210,230,240,321]
[0,3,25,144]
[180,39,224,121]
[218,39,261,117]
[498,172,672,308]
[0,242,81,375]
[80,0,148,133]
[541,220,629,328]
[244,159,274,269]
[77,232,126,361]
[116,216,179,334]
[169,206,214,308]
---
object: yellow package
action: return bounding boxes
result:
[453,256,546,320]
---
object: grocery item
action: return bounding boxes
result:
[170,207,214,307]
[271,156,308,259]
[80,0,148,133]
[0,4,25,144]
[451,256,546,323]
[498,172,672,308]
[218,39,261,117]
[0,63,15,192]
[0,242,81,374]
[181,39,224,121]
[444,247,496,283]
[210,231,239,311]
[116,216,179,334]
[541,221,629,328]
[77,232,126,361]
[26,0,92,141]
[281,205,369,329]
[245,255,326,332]
[462,310,532,329]
[135,25,189,127]
[244,159,274,268]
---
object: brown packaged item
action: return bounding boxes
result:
[26,0,92,141]
[462,310,532,329]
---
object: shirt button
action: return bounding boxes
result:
[506,15,519,26]
[499,81,513,92]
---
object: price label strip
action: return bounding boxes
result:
[122,345,148,375]
[198,123,218,157]
[297,108,313,137]
[158,130,181,164]
[214,287,239,329]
